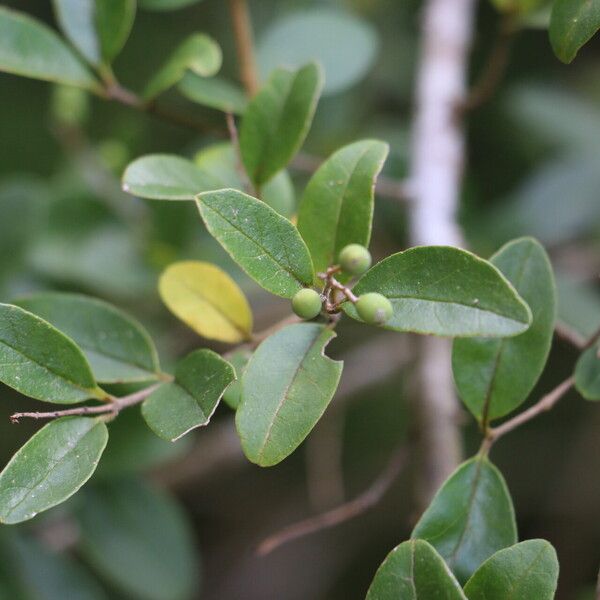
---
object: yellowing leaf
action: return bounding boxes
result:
[159,261,252,343]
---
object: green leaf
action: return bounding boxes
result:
[122,154,221,200]
[556,274,600,340]
[139,0,202,9]
[452,238,556,422]
[178,72,247,114]
[258,8,378,96]
[159,261,253,343]
[343,247,532,337]
[297,139,389,274]
[550,0,600,63]
[0,529,107,600]
[464,539,559,600]
[53,0,136,66]
[0,417,108,524]
[197,189,315,297]
[412,456,517,584]
[97,406,192,479]
[0,7,99,90]
[491,0,547,15]
[195,142,296,217]
[143,33,222,100]
[240,62,323,187]
[0,303,103,403]
[78,478,197,600]
[15,292,161,384]
[222,348,252,410]
[142,349,235,441]
[236,323,343,466]
[575,343,600,401]
[366,539,467,600]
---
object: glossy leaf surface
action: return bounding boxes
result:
[197,189,314,297]
[236,323,343,466]
[412,456,517,583]
[464,539,559,600]
[240,63,323,187]
[575,343,600,400]
[452,238,556,421]
[53,0,136,66]
[159,261,253,343]
[144,33,222,100]
[0,417,108,524]
[550,0,600,63]
[78,478,197,600]
[122,154,221,200]
[142,349,235,441]
[0,303,101,403]
[344,247,532,337]
[16,292,161,383]
[297,140,389,274]
[366,539,466,600]
[0,7,98,90]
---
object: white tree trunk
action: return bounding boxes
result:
[409,0,476,506]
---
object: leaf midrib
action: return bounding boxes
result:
[479,244,534,423]
[1,421,102,521]
[0,333,94,394]
[201,199,306,286]
[329,144,373,260]
[383,295,528,325]
[256,328,322,462]
[447,459,484,569]
[177,278,249,339]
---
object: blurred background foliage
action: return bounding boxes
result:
[0,0,599,598]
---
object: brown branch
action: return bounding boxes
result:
[462,13,517,112]
[256,446,408,556]
[10,383,162,424]
[584,325,600,349]
[480,376,575,453]
[555,321,587,350]
[228,0,259,96]
[101,83,410,203]
[225,111,255,195]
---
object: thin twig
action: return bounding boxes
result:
[462,13,517,112]
[227,0,259,96]
[554,321,587,350]
[480,376,575,453]
[256,446,408,556]
[584,324,600,349]
[225,111,255,195]
[318,268,358,312]
[101,82,410,202]
[10,383,163,423]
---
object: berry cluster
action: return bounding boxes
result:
[291,244,393,326]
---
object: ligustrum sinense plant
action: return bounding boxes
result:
[0,0,600,598]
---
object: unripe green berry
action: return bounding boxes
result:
[338,244,372,276]
[292,288,322,320]
[355,293,393,326]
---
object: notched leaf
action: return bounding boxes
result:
[236,323,343,466]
